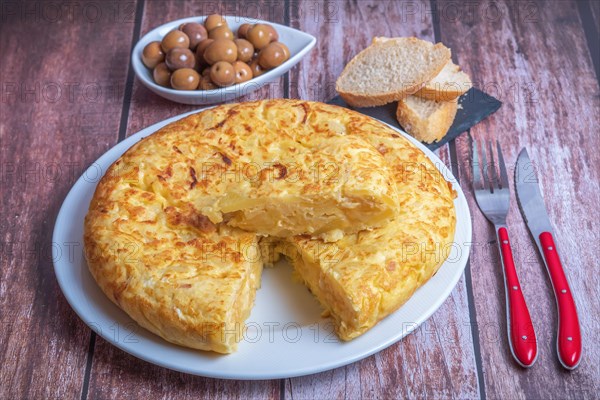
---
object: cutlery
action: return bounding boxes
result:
[472,138,538,367]
[515,148,582,370]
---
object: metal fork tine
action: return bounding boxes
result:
[472,137,482,189]
[472,140,511,228]
[479,139,489,191]
[488,140,498,189]
[496,140,509,189]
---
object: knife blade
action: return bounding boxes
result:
[515,148,582,370]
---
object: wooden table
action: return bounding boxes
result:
[2,1,599,398]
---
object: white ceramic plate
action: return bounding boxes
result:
[53,108,472,380]
[132,16,316,105]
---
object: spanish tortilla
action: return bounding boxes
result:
[84,99,456,353]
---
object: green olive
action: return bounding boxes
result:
[233,61,253,83]
[258,42,286,69]
[153,62,171,87]
[199,75,219,90]
[234,39,254,63]
[208,25,234,40]
[195,39,214,66]
[210,61,236,87]
[204,14,227,31]
[246,24,271,50]
[273,42,290,61]
[249,58,266,78]
[203,39,237,65]
[237,23,253,39]
[264,24,279,42]
[161,30,190,53]
[142,41,165,69]
[165,48,195,70]
[170,68,200,90]
[181,22,208,50]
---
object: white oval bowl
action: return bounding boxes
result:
[132,16,316,105]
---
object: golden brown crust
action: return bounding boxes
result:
[267,105,457,340]
[414,86,466,102]
[96,101,398,238]
[414,61,472,101]
[337,80,428,108]
[84,169,261,353]
[84,99,455,352]
[396,97,458,143]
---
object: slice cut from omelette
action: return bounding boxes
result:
[266,111,457,340]
[125,102,399,237]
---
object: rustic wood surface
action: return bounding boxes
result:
[437,1,600,399]
[591,0,600,30]
[0,1,137,398]
[1,0,598,399]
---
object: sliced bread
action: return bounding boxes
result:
[415,61,472,101]
[336,37,451,107]
[396,96,458,144]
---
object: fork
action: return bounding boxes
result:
[472,138,538,368]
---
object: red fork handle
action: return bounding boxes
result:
[497,227,538,367]
[539,232,582,369]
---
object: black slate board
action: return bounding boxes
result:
[327,87,502,151]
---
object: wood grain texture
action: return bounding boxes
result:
[590,0,600,32]
[0,0,136,397]
[3,0,599,398]
[88,335,280,400]
[285,284,479,400]
[85,1,285,398]
[437,0,600,398]
[579,0,600,84]
[288,0,435,101]
[285,2,479,398]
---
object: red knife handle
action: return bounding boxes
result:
[497,227,538,367]
[539,232,582,369]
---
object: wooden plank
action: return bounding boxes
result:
[578,0,600,84]
[0,0,137,397]
[86,1,285,398]
[285,1,480,398]
[288,0,436,101]
[124,0,289,137]
[286,281,479,399]
[437,0,600,398]
[88,337,280,400]
[590,0,600,32]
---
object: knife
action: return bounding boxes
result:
[515,148,582,370]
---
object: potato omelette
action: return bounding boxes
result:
[84,99,456,353]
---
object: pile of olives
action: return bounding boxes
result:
[141,14,291,91]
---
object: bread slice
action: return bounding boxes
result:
[396,96,458,143]
[415,61,472,101]
[336,37,451,107]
